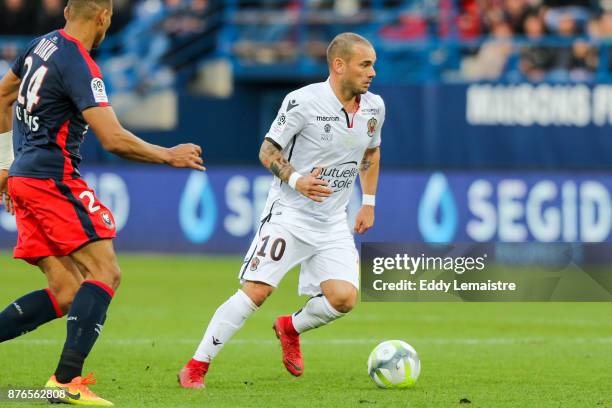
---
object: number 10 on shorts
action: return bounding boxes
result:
[256,235,286,261]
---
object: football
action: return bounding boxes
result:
[367,340,421,389]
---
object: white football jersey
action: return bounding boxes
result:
[264,78,385,231]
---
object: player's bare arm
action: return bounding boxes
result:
[0,70,20,214]
[0,70,19,132]
[83,106,205,171]
[355,146,380,234]
[259,137,333,202]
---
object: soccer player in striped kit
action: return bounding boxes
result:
[0,0,204,404]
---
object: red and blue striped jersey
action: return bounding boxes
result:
[9,29,110,181]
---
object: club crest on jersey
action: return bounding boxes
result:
[90,78,108,104]
[101,212,114,229]
[250,257,260,271]
[321,123,333,142]
[367,117,377,137]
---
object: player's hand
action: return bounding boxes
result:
[354,205,374,234]
[0,169,14,215]
[166,144,205,171]
[295,167,333,203]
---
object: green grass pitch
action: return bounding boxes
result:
[0,252,611,407]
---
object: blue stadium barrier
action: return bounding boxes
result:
[101,83,612,169]
[1,167,612,256]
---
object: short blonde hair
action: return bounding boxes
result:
[326,32,373,67]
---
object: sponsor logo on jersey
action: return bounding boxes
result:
[315,161,359,192]
[286,99,299,112]
[316,116,340,121]
[277,113,286,126]
[367,117,378,137]
[361,108,380,115]
[90,78,108,104]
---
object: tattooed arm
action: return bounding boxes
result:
[359,147,380,196]
[259,138,296,182]
[354,147,380,234]
[259,137,332,202]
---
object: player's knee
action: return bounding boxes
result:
[48,281,80,314]
[88,259,122,290]
[242,281,274,307]
[327,288,357,314]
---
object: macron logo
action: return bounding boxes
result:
[286,99,299,112]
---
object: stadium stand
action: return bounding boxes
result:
[2,0,612,84]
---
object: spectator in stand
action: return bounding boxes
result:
[457,0,481,39]
[587,11,612,72]
[462,19,514,79]
[543,0,592,34]
[35,0,66,34]
[520,10,557,80]
[505,0,530,34]
[0,0,36,35]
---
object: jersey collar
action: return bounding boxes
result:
[59,29,91,53]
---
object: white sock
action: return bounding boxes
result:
[193,289,257,362]
[291,295,345,334]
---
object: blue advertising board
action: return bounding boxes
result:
[80,83,612,170]
[1,167,611,254]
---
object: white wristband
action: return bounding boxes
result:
[0,130,14,170]
[288,172,302,189]
[362,194,376,206]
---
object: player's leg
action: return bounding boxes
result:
[275,235,359,376]
[0,256,81,342]
[179,281,269,388]
[292,279,357,331]
[180,220,311,388]
[8,177,116,405]
[44,240,119,406]
[1,178,82,342]
[193,280,273,361]
[51,239,120,384]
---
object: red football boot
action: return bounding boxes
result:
[178,358,209,389]
[273,315,304,376]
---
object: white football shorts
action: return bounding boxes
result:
[238,211,359,296]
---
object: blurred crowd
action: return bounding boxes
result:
[2,0,612,83]
[459,0,612,81]
[0,0,133,35]
[380,0,612,81]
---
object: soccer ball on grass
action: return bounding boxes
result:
[367,340,420,389]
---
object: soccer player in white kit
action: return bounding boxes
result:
[179,32,384,388]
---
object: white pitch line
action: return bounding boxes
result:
[10,337,612,346]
